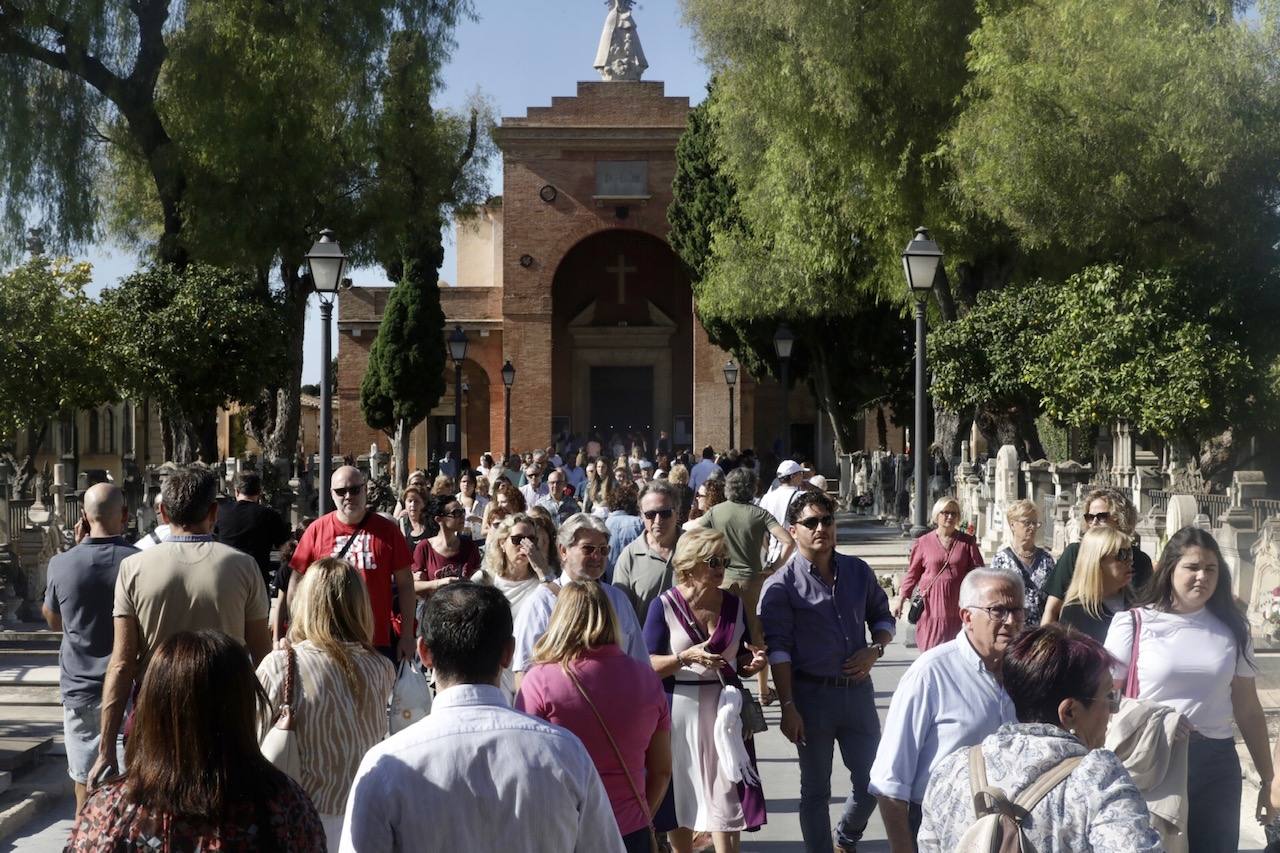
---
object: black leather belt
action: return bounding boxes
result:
[794,670,869,688]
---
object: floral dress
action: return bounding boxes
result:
[990,546,1055,626]
[66,776,326,852]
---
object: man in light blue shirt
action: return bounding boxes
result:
[869,566,1025,852]
[512,513,648,686]
[342,582,622,853]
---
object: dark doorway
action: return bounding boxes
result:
[590,366,654,445]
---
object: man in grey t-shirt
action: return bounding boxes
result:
[43,483,136,813]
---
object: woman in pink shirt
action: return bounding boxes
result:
[516,581,673,853]
[895,495,986,651]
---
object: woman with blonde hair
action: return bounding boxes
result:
[644,527,768,852]
[582,457,616,518]
[431,473,456,497]
[895,495,985,651]
[990,499,1055,626]
[668,463,695,524]
[517,581,673,853]
[481,479,527,539]
[1057,526,1134,642]
[256,557,394,850]
[526,506,562,575]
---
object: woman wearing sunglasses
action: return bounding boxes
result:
[1058,527,1134,643]
[1105,527,1274,852]
[895,496,985,651]
[918,625,1161,852]
[644,527,768,852]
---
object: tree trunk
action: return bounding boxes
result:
[245,262,307,470]
[974,403,1047,462]
[808,348,857,456]
[2,423,47,498]
[876,408,889,451]
[392,419,410,494]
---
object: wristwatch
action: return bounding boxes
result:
[871,642,886,659]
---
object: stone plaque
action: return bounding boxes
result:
[596,160,648,197]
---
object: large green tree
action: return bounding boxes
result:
[0,256,114,486]
[100,263,285,462]
[1,0,477,464]
[359,30,492,489]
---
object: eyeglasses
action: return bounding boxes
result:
[1016,520,1043,530]
[1084,688,1122,714]
[705,556,729,569]
[1084,511,1113,524]
[577,544,608,556]
[439,508,466,519]
[796,514,835,530]
[939,510,960,518]
[643,508,674,520]
[968,604,1026,623]
[332,485,364,497]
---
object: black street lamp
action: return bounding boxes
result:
[448,326,468,460]
[901,226,944,537]
[723,359,739,450]
[305,229,348,515]
[773,325,795,458]
[501,360,515,458]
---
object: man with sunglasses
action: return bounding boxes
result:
[759,490,893,853]
[534,468,581,524]
[287,466,417,663]
[613,481,681,622]
[1040,487,1153,624]
[870,567,1024,853]
[511,513,648,690]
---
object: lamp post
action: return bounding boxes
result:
[773,325,795,458]
[723,359,739,450]
[901,226,944,537]
[448,326,469,460]
[305,229,348,515]
[501,360,515,458]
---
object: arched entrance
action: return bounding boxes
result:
[551,229,694,450]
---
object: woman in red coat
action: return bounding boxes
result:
[895,496,986,651]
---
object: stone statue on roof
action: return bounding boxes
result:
[594,0,648,82]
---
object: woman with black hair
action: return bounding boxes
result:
[1105,525,1275,852]
[67,630,324,851]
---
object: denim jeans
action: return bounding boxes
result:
[793,678,881,851]
[1187,734,1241,852]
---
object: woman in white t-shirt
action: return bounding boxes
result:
[1104,526,1275,852]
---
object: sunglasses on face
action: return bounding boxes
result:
[643,508,674,520]
[705,556,729,569]
[796,514,835,530]
[332,485,364,497]
[509,534,533,548]
[438,508,466,519]
[1084,511,1113,524]
[577,544,607,557]
[1110,548,1133,563]
[1016,520,1043,530]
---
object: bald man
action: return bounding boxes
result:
[286,466,416,662]
[43,483,136,813]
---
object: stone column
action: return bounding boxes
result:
[983,445,1019,554]
[1112,419,1136,492]
[1220,471,1266,598]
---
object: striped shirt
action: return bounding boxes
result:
[257,640,395,814]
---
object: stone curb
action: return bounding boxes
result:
[0,762,73,843]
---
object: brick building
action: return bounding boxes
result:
[337,66,849,471]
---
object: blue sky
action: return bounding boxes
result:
[82,0,711,384]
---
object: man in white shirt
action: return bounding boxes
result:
[512,513,648,687]
[869,566,1025,852]
[133,491,170,550]
[519,463,549,507]
[688,445,721,491]
[760,460,809,562]
[342,582,622,853]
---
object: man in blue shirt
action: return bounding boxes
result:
[759,490,895,853]
[43,483,136,813]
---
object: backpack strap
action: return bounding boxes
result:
[969,745,1083,826]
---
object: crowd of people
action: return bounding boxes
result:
[35,443,1280,852]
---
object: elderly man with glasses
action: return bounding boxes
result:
[613,481,681,623]
[286,465,417,663]
[869,566,1025,853]
[534,468,580,524]
[759,490,894,853]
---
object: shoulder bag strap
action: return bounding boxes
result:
[565,666,659,852]
[968,745,993,815]
[917,551,954,599]
[274,639,297,729]
[336,511,373,561]
[1124,609,1143,698]
[1012,755,1084,812]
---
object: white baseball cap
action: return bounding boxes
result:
[776,460,810,478]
